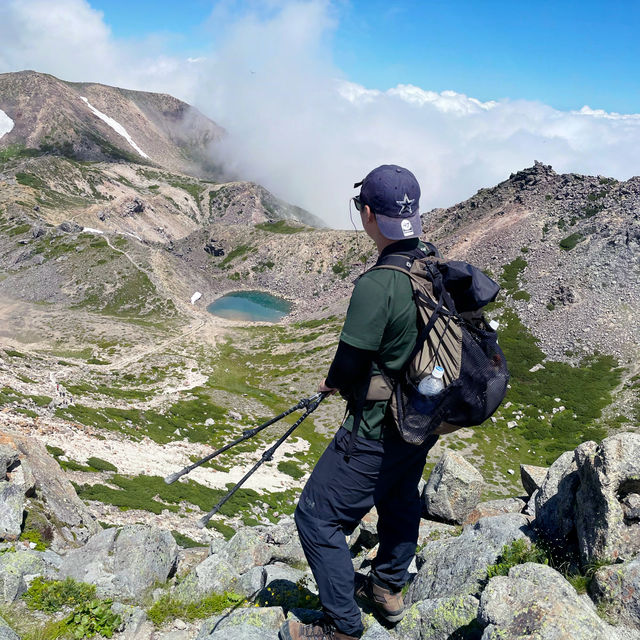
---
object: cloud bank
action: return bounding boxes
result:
[1,0,639,228]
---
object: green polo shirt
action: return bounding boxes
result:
[339,258,418,440]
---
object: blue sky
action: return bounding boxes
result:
[2,0,639,223]
[91,0,640,113]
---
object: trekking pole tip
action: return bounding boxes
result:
[196,515,209,529]
[164,472,181,485]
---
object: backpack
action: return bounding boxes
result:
[363,247,509,445]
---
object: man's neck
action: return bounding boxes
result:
[377,237,420,256]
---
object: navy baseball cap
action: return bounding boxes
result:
[354,164,421,240]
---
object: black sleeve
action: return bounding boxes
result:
[325,340,376,396]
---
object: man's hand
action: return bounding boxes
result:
[318,379,338,395]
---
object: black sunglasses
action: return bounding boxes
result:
[353,195,363,212]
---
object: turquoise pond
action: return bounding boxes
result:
[207,291,292,322]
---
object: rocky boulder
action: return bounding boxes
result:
[422,452,484,524]
[592,556,640,629]
[197,606,285,640]
[0,482,24,541]
[174,554,242,602]
[260,518,307,566]
[58,220,83,233]
[0,616,19,640]
[59,525,178,599]
[395,594,480,640]
[534,449,580,546]
[575,433,640,564]
[0,548,60,602]
[408,514,533,603]
[463,497,525,526]
[520,464,548,497]
[0,431,100,548]
[479,562,618,639]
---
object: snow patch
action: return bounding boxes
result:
[0,109,14,139]
[80,97,149,158]
[191,292,202,305]
[81,227,104,234]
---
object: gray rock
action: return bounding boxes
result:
[111,602,148,636]
[58,221,83,233]
[262,519,307,566]
[592,556,640,629]
[0,549,45,602]
[221,529,272,575]
[1,431,100,547]
[60,525,178,599]
[479,562,616,639]
[0,482,24,540]
[534,449,580,545]
[408,514,532,603]
[197,606,285,640]
[416,520,462,547]
[174,554,240,602]
[355,508,379,549]
[520,464,548,496]
[0,444,18,480]
[239,566,266,597]
[175,547,209,579]
[575,433,640,563]
[361,621,393,639]
[423,452,484,524]
[0,616,19,640]
[395,594,480,640]
[31,225,46,239]
[255,563,309,609]
[463,497,525,525]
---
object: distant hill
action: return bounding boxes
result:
[0,70,225,177]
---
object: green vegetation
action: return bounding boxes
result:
[23,577,96,612]
[147,592,244,626]
[219,244,253,268]
[15,172,47,190]
[559,233,583,251]
[0,144,42,164]
[171,530,204,548]
[168,179,203,201]
[486,539,548,579]
[499,257,527,294]
[277,460,305,479]
[63,599,121,638]
[331,259,350,279]
[255,220,307,234]
[206,520,236,540]
[86,457,118,472]
[19,529,48,551]
[57,388,229,446]
[494,309,621,463]
[512,290,531,302]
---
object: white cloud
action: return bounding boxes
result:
[1,0,639,228]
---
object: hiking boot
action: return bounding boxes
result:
[355,573,405,623]
[279,617,360,640]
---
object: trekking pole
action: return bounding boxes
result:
[164,393,323,485]
[196,392,327,529]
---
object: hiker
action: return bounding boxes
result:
[280,165,439,640]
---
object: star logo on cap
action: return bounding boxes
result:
[396,193,414,214]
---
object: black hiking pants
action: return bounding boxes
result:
[294,425,438,636]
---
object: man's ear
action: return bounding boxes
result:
[363,205,375,224]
